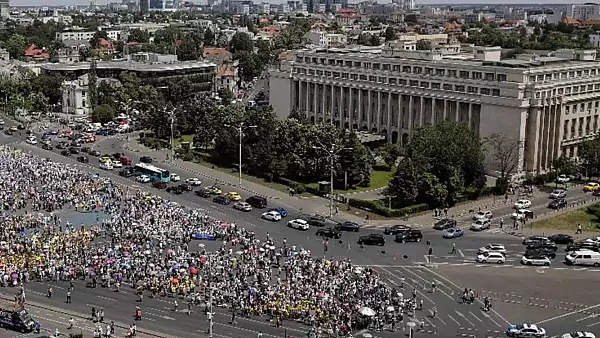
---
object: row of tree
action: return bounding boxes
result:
[0,73,63,113]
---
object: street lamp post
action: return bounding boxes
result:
[169,108,175,163]
[312,142,353,218]
[225,123,257,187]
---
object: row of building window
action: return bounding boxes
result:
[531,68,600,83]
[296,56,508,82]
[563,115,599,139]
[565,101,600,114]
[294,67,501,96]
[536,83,600,99]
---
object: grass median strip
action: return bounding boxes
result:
[529,207,600,232]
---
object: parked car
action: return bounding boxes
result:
[433,218,457,230]
[335,221,360,232]
[556,174,571,183]
[76,156,89,163]
[316,227,341,239]
[472,211,493,221]
[393,229,423,243]
[153,181,168,189]
[140,156,153,163]
[195,188,212,198]
[358,234,385,246]
[514,199,532,209]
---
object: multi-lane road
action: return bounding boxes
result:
[1,124,599,338]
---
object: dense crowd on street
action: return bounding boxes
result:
[0,146,414,336]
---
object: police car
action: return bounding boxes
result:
[561,332,595,338]
[507,324,546,337]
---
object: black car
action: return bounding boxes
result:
[4,130,12,135]
[394,229,423,243]
[567,241,600,252]
[178,184,193,191]
[77,156,89,163]
[358,234,385,246]
[316,227,342,239]
[524,247,557,259]
[547,234,574,245]
[548,198,567,209]
[433,218,457,230]
[526,242,558,252]
[41,144,53,150]
[213,195,231,205]
[522,236,551,246]
[335,221,360,232]
[60,150,71,156]
[17,125,24,130]
[89,150,101,156]
[81,147,90,153]
[195,189,211,198]
[384,225,411,235]
[56,142,67,150]
[119,169,134,177]
[112,152,123,160]
[140,156,153,163]
[69,147,79,154]
[166,186,184,194]
[594,190,600,197]
[307,215,327,227]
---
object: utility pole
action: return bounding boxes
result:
[225,122,257,187]
[169,108,175,163]
[313,142,353,218]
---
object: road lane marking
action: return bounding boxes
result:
[420,266,511,325]
[447,314,461,325]
[424,316,435,327]
[399,267,454,301]
[97,296,116,301]
[577,314,598,322]
[469,311,483,322]
[588,321,600,327]
[435,315,447,326]
[482,311,501,327]
[376,266,436,305]
[536,303,600,325]
[458,249,465,257]
[455,310,474,326]
[424,255,430,263]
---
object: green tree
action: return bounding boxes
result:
[419,172,448,207]
[578,136,600,177]
[385,27,396,41]
[387,157,419,207]
[5,34,27,59]
[127,28,150,43]
[176,32,203,61]
[91,104,115,123]
[88,60,98,110]
[405,14,418,24]
[229,32,254,53]
[217,88,235,106]
[552,156,577,176]
[416,40,432,50]
[204,28,215,47]
[378,142,402,170]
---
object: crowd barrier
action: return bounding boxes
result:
[477,291,521,304]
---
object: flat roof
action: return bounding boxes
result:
[41,60,216,72]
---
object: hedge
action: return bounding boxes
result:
[348,198,429,218]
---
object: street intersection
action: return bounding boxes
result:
[0,125,598,338]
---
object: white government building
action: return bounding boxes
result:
[269,41,600,174]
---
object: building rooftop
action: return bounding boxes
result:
[41,60,216,72]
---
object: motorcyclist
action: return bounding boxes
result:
[135,306,142,321]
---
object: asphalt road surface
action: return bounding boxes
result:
[0,124,598,338]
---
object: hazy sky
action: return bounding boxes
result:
[13,0,571,9]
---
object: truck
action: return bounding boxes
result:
[0,307,37,332]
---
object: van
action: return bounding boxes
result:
[565,250,600,267]
[246,195,267,208]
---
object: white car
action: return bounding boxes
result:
[261,211,282,221]
[585,236,600,244]
[514,199,532,209]
[288,219,309,230]
[170,173,181,182]
[111,161,123,168]
[562,332,596,338]
[100,162,113,170]
[549,189,567,199]
[511,209,531,220]
[137,175,151,183]
[233,202,252,212]
[186,177,202,186]
[507,324,546,337]
[478,244,506,255]
[470,219,491,231]
[557,174,571,183]
[472,211,493,221]
[26,137,37,144]
[521,254,551,266]
[477,252,505,264]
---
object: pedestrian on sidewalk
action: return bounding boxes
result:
[576,224,583,234]
[67,317,73,330]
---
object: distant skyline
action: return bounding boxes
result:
[12,0,573,8]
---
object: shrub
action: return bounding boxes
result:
[348,198,428,217]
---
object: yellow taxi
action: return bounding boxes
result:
[224,192,241,201]
[584,182,600,192]
[206,186,222,195]
[8,126,17,131]
[99,156,112,164]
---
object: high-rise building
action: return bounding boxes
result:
[139,0,149,12]
[270,42,600,174]
[0,0,8,20]
[567,3,600,21]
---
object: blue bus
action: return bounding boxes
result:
[133,163,171,183]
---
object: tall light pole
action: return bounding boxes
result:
[313,142,353,217]
[225,123,257,187]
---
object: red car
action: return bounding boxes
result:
[153,181,167,189]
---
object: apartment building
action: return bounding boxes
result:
[567,3,600,21]
[56,29,121,42]
[269,42,600,174]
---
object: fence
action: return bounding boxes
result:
[477,291,521,305]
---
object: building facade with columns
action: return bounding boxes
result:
[269,43,600,174]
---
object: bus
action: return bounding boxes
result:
[133,163,171,183]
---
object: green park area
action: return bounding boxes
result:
[530,203,600,232]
